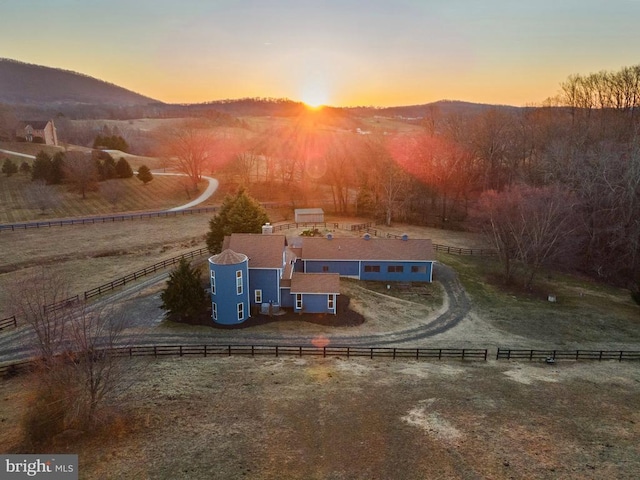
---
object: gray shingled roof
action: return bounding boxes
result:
[227,233,286,269]
[300,237,434,261]
[290,273,340,294]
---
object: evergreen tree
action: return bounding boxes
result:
[115,157,134,178]
[31,151,52,183]
[2,158,18,177]
[19,161,31,175]
[95,151,116,181]
[136,165,153,185]
[206,188,270,253]
[49,152,65,185]
[160,259,208,322]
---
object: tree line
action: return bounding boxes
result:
[159,65,638,296]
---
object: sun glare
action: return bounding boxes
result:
[301,85,329,109]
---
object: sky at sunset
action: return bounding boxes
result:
[2,0,639,107]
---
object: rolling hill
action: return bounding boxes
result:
[0,58,159,106]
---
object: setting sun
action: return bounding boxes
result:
[300,83,329,108]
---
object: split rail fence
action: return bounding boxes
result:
[4,345,640,379]
[496,348,640,362]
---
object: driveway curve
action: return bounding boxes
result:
[0,263,471,364]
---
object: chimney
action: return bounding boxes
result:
[262,223,273,235]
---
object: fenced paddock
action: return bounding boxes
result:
[496,348,640,362]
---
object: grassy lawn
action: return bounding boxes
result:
[438,253,640,346]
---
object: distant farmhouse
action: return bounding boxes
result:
[15,120,58,146]
[208,228,435,325]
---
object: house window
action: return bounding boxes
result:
[387,265,404,273]
[364,265,380,273]
[236,270,243,295]
[411,265,427,274]
[210,270,216,294]
[255,289,262,304]
[237,303,244,321]
[295,294,303,310]
[212,302,217,320]
[328,294,335,310]
[322,265,329,272]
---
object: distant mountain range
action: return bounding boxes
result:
[0,58,516,118]
[0,58,159,106]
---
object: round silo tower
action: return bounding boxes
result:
[208,249,250,325]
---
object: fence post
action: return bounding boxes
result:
[299,346,303,357]
[370,348,373,359]
[462,348,466,360]
[619,351,623,362]
[323,346,326,358]
[204,345,207,357]
[347,347,350,359]
[251,345,254,357]
[393,348,396,360]
[228,345,232,356]
[275,346,278,357]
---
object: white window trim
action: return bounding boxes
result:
[212,302,217,320]
[237,302,244,321]
[255,289,262,304]
[295,293,303,310]
[328,294,335,310]
[210,270,216,294]
[236,270,243,295]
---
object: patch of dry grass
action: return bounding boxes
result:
[2,357,639,479]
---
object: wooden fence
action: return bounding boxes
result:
[0,207,219,232]
[0,346,488,378]
[496,348,640,362]
[4,346,640,379]
[106,345,488,361]
[43,247,210,313]
[0,315,17,331]
[432,244,498,257]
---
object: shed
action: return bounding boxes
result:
[295,208,324,223]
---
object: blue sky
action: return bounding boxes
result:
[2,0,639,106]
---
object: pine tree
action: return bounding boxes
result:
[160,259,208,322]
[2,158,18,177]
[206,188,270,253]
[136,165,153,185]
[31,151,52,182]
[115,157,134,178]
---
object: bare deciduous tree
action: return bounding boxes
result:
[26,179,61,215]
[474,185,579,288]
[63,151,98,199]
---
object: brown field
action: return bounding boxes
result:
[0,357,639,479]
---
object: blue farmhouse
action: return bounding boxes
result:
[208,230,435,325]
